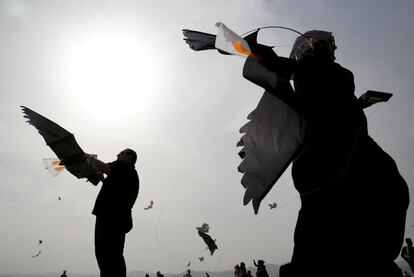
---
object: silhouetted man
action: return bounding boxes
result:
[87,148,139,277]
[184,269,192,277]
[253,259,269,277]
[402,238,414,272]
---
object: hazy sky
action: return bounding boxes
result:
[0,0,413,275]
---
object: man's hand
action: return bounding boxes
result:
[85,153,110,175]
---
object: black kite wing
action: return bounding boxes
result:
[21,106,104,185]
[182,29,230,54]
[197,231,218,255]
[238,58,307,214]
[182,29,216,51]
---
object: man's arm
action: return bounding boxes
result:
[86,154,110,175]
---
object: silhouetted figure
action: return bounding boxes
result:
[156,271,165,277]
[205,272,210,277]
[145,274,149,277]
[402,238,414,272]
[243,30,409,277]
[183,269,192,277]
[60,270,68,277]
[234,265,242,277]
[247,270,253,277]
[253,259,269,277]
[240,262,247,277]
[87,149,139,277]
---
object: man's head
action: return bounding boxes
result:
[406,238,413,246]
[117,148,137,165]
[290,30,336,61]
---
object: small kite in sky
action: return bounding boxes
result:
[38,240,43,245]
[269,202,277,209]
[186,261,191,267]
[144,200,154,210]
[196,224,217,255]
[58,196,62,200]
[21,106,104,185]
[198,257,204,262]
[197,231,218,255]
[32,250,41,258]
[196,223,210,233]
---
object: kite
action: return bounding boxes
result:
[144,200,154,210]
[198,257,204,262]
[196,224,217,255]
[197,231,218,255]
[58,196,62,200]
[21,106,104,185]
[186,261,191,267]
[32,250,41,258]
[196,223,210,233]
[268,202,277,209]
[38,240,43,245]
[184,24,302,214]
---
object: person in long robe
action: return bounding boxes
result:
[243,30,409,277]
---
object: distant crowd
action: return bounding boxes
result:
[57,241,414,277]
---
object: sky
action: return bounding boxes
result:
[0,0,414,275]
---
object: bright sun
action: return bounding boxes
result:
[65,32,156,118]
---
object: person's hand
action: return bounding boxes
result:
[84,153,97,163]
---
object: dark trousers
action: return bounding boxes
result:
[95,216,127,277]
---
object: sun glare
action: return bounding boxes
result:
[65,32,156,119]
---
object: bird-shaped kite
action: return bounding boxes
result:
[21,106,104,185]
[197,230,218,255]
[38,240,43,245]
[196,223,217,255]
[32,250,41,258]
[144,200,154,210]
[268,202,277,209]
[184,24,302,214]
[198,257,204,262]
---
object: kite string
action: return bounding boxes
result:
[38,180,81,274]
[214,194,300,270]
[155,144,235,268]
[240,26,309,40]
